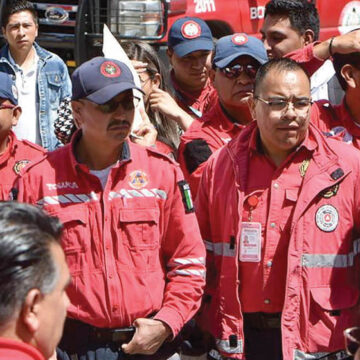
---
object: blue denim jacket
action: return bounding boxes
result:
[0,42,72,150]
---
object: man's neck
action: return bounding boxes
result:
[345,93,360,125]
[9,46,35,71]
[0,136,10,155]
[75,137,123,170]
[220,102,253,125]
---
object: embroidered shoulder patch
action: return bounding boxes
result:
[178,180,195,213]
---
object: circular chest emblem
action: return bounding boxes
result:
[232,33,248,46]
[338,1,360,34]
[13,160,30,175]
[128,170,149,189]
[100,61,121,78]
[315,205,339,232]
[181,21,201,39]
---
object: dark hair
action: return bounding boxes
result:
[254,58,310,96]
[0,202,62,324]
[333,52,360,91]
[122,41,180,150]
[265,0,319,41]
[1,0,38,27]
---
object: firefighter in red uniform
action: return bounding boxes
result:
[196,58,360,360]
[0,72,45,200]
[167,17,217,123]
[177,33,268,195]
[17,57,206,360]
[311,50,360,148]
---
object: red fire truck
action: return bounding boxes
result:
[1,0,359,66]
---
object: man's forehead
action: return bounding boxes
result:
[7,11,36,25]
[261,14,293,34]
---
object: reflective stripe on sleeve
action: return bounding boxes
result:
[293,349,348,359]
[168,269,206,278]
[204,240,236,257]
[171,257,205,266]
[216,338,243,354]
[302,238,360,268]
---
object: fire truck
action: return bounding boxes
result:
[0,0,359,67]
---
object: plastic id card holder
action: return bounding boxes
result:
[239,222,262,262]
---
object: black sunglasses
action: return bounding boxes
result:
[97,96,140,114]
[220,64,258,79]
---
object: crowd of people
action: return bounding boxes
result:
[1,0,360,359]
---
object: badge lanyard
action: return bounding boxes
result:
[239,158,311,263]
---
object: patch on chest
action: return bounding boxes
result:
[13,160,30,175]
[315,204,339,232]
[128,170,149,189]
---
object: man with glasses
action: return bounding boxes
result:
[196,58,360,360]
[0,71,44,200]
[16,57,206,360]
[178,34,268,194]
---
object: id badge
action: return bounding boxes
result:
[239,222,262,262]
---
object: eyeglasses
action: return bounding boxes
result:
[220,64,258,79]
[0,104,16,110]
[254,96,313,113]
[97,96,140,114]
[344,327,360,356]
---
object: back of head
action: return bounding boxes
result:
[254,57,310,96]
[333,52,360,91]
[1,0,38,27]
[265,0,319,41]
[0,202,62,326]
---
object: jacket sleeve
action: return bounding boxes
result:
[153,165,206,337]
[286,42,325,77]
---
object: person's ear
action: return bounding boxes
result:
[151,73,161,90]
[303,29,315,46]
[71,100,84,128]
[21,288,42,334]
[341,64,358,89]
[11,106,22,127]
[209,68,216,83]
[248,95,257,120]
[167,48,173,66]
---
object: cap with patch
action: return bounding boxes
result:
[213,33,268,69]
[168,17,213,57]
[0,72,18,105]
[71,57,143,104]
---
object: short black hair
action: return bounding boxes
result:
[333,52,360,91]
[0,202,62,324]
[265,0,319,41]
[254,58,310,96]
[1,0,38,28]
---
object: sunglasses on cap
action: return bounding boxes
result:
[344,327,360,356]
[97,95,141,114]
[220,64,259,79]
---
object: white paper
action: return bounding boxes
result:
[102,24,144,131]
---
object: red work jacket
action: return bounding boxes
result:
[311,99,360,149]
[17,134,206,337]
[0,338,44,360]
[178,101,244,195]
[0,131,45,200]
[196,122,360,359]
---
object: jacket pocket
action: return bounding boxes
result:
[46,72,62,103]
[119,208,160,250]
[48,206,88,275]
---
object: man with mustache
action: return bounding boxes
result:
[196,58,360,360]
[177,34,268,194]
[167,17,216,125]
[16,57,206,360]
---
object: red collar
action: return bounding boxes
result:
[0,338,45,360]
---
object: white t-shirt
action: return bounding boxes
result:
[310,60,336,102]
[90,164,115,189]
[10,48,40,145]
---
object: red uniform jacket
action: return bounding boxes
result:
[196,122,360,359]
[177,101,244,194]
[0,338,44,360]
[17,134,206,337]
[311,99,360,148]
[0,131,45,200]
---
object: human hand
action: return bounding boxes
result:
[121,318,172,355]
[149,88,194,130]
[131,107,157,147]
[330,29,360,55]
